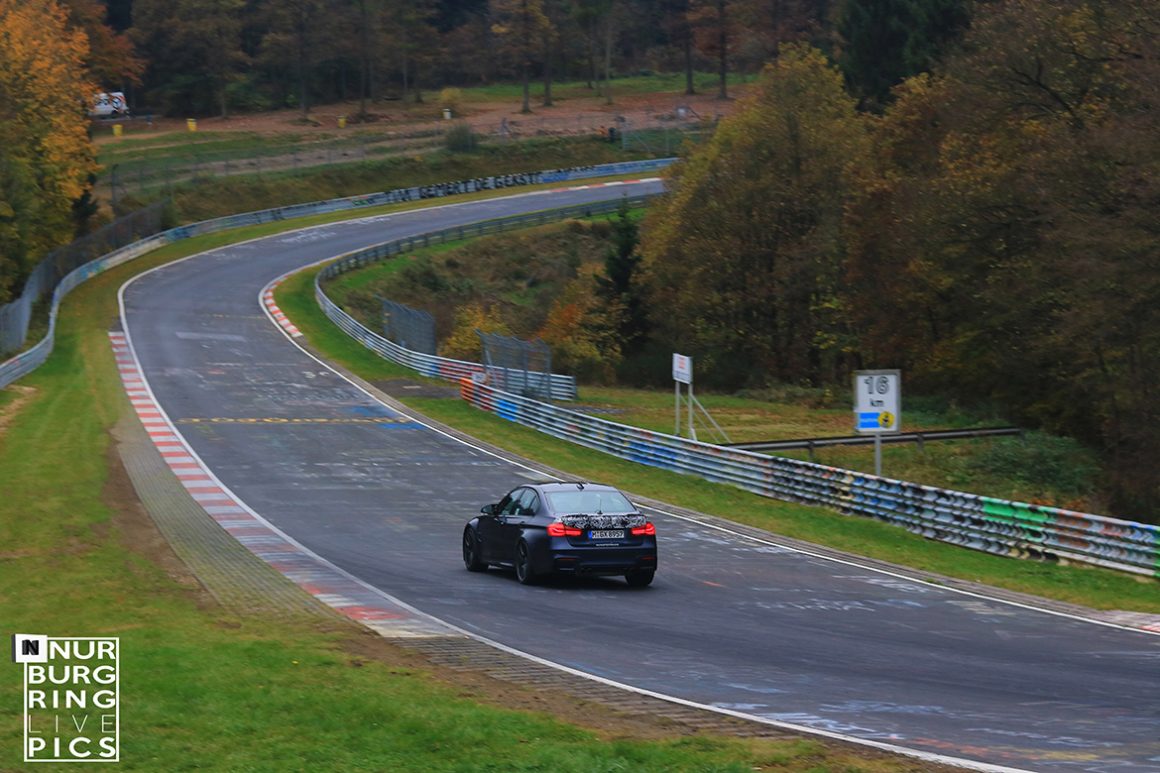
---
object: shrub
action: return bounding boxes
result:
[443,122,478,153]
[438,87,462,116]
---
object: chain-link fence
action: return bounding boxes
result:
[101,109,714,201]
[0,202,167,355]
[477,331,555,400]
[379,298,436,355]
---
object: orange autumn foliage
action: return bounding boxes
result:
[0,0,97,298]
[0,0,95,202]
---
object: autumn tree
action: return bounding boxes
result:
[689,0,737,98]
[441,302,512,360]
[59,0,143,89]
[538,268,623,382]
[386,0,439,103]
[490,0,552,112]
[0,0,96,302]
[260,0,327,119]
[133,0,247,116]
[845,0,1160,513]
[642,44,867,388]
[659,0,696,94]
[349,0,384,118]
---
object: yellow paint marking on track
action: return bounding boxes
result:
[177,417,413,425]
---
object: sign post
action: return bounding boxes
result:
[672,353,692,438]
[853,370,901,477]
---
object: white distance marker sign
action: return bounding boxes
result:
[853,370,900,434]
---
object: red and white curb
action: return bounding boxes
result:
[110,330,446,637]
[262,279,302,338]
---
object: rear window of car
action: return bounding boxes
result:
[546,490,634,514]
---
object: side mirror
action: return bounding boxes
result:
[481,504,496,516]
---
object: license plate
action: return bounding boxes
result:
[590,530,624,540]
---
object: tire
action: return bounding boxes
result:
[463,527,486,572]
[514,540,539,585]
[625,569,655,588]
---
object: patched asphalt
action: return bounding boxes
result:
[120,184,1160,772]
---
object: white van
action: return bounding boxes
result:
[91,92,128,118]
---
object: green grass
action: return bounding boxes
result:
[320,217,1106,513]
[459,71,757,102]
[561,388,1103,511]
[133,136,666,223]
[0,215,937,771]
[277,263,1160,613]
[321,214,642,344]
[98,130,322,167]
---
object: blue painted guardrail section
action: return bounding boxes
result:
[311,192,1158,578]
[0,158,675,390]
[315,193,660,401]
[455,381,1159,578]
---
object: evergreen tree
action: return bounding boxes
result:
[596,199,647,351]
[837,0,967,108]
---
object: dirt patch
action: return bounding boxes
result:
[93,90,743,145]
[0,384,36,438]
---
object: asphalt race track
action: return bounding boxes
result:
[121,182,1160,772]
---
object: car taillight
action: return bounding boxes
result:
[547,522,583,537]
[630,522,656,536]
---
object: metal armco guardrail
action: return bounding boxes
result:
[457,379,1160,578]
[0,158,675,390]
[315,194,660,401]
[0,202,167,356]
[730,427,1023,454]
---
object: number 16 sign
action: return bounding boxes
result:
[853,370,901,434]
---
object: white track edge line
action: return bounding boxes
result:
[111,186,1142,773]
[114,301,1033,773]
[259,248,1160,639]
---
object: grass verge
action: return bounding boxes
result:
[1,202,949,772]
[319,217,1104,512]
[277,264,1160,613]
[112,135,666,222]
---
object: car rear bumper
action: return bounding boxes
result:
[545,544,657,576]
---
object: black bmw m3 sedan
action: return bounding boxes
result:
[463,481,658,586]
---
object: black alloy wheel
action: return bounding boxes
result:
[625,569,655,588]
[463,527,486,572]
[515,540,538,585]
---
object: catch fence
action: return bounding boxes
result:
[315,192,662,401]
[1,158,674,390]
[0,202,167,356]
[379,298,436,355]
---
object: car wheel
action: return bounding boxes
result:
[625,569,655,588]
[514,540,538,585]
[463,527,486,572]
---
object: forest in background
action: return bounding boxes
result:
[2,0,1158,515]
[96,0,967,117]
[636,4,1159,517]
